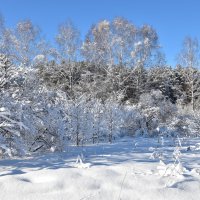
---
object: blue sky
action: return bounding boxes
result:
[0,0,200,66]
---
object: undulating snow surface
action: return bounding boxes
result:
[0,137,200,200]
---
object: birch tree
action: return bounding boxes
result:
[177,37,200,111]
[11,20,42,66]
[56,20,81,98]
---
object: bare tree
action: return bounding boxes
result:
[177,37,200,111]
[0,14,14,57]
[56,20,81,61]
[111,17,137,67]
[12,20,42,66]
[82,19,116,69]
[56,20,81,98]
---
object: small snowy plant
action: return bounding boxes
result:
[150,133,165,160]
[74,154,91,169]
[150,150,164,160]
[157,160,186,177]
[157,136,187,178]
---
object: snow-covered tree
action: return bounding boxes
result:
[56,20,81,61]
[9,20,49,67]
[111,17,137,67]
[177,37,200,111]
[0,104,26,158]
[82,20,113,66]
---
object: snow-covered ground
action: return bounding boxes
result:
[0,137,200,200]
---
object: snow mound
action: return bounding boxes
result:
[190,168,200,176]
[194,143,200,150]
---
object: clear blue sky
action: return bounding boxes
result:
[0,0,200,66]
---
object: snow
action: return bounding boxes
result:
[0,137,200,200]
[157,160,187,177]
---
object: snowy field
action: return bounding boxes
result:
[0,137,200,200]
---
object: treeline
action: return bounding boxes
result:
[0,15,200,157]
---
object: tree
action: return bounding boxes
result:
[0,107,26,157]
[134,25,159,67]
[0,14,6,54]
[111,17,137,67]
[0,54,27,157]
[177,37,200,111]
[0,54,13,90]
[56,20,81,98]
[82,19,114,68]
[11,20,45,66]
[0,14,14,57]
[56,20,81,61]
[146,66,178,103]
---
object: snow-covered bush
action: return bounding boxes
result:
[28,103,67,152]
[0,107,26,157]
[119,105,142,137]
[138,90,177,136]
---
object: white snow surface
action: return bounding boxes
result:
[0,137,200,200]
